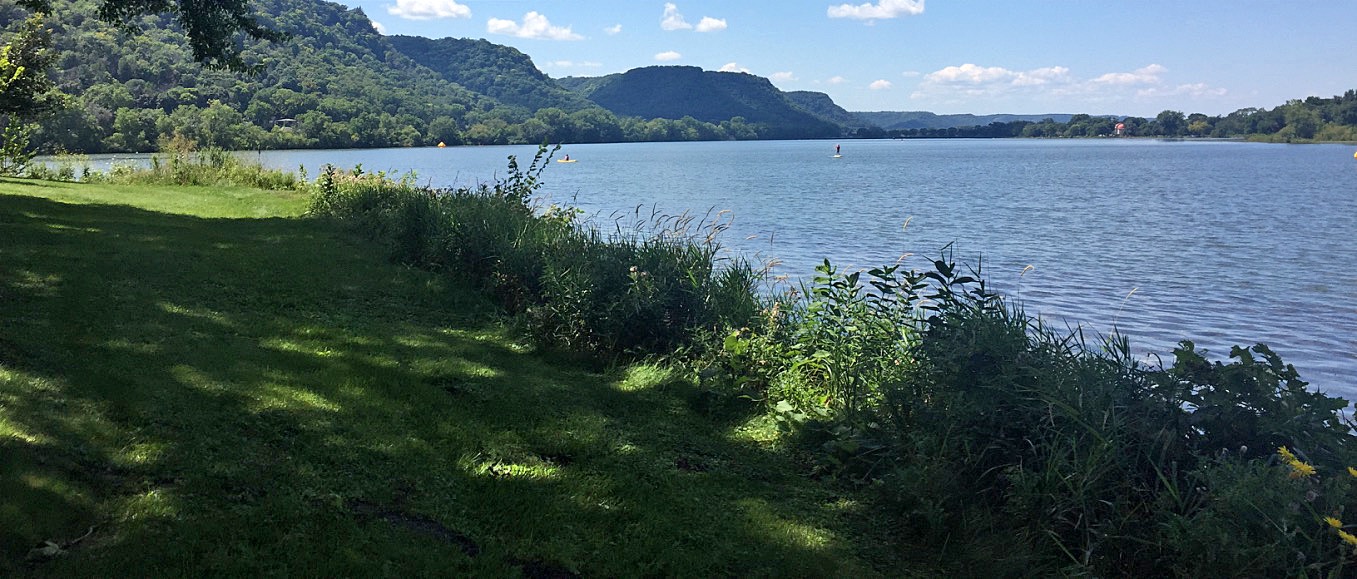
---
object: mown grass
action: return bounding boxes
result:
[0,177,904,576]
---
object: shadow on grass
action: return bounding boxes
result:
[0,193,894,576]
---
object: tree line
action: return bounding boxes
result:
[864,94,1357,141]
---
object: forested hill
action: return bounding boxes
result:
[4,0,495,151]
[558,67,841,140]
[783,91,867,130]
[3,0,854,153]
[853,111,1077,130]
[386,35,592,113]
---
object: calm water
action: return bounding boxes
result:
[66,140,1357,396]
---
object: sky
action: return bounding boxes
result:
[335,0,1357,117]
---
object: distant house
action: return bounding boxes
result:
[1115,122,1126,136]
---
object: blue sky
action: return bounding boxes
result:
[337,0,1357,117]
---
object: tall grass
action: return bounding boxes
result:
[308,145,761,357]
[25,136,301,190]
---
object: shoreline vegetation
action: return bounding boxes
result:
[4,149,1357,576]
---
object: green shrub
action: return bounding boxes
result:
[309,145,761,358]
[0,121,35,176]
[704,244,1357,575]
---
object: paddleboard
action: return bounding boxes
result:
[556,159,577,163]
[832,155,842,158]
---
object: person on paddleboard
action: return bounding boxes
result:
[835,144,840,155]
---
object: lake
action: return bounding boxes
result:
[67,139,1357,397]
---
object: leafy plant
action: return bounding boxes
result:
[0,120,34,176]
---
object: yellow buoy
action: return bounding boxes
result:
[1353,150,1356,158]
[437,142,446,148]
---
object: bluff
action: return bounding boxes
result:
[783,91,870,130]
[559,66,841,139]
[386,35,592,113]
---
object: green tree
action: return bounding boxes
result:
[514,117,549,144]
[105,106,164,151]
[1281,100,1322,139]
[1,14,59,173]
[464,118,509,145]
[569,107,622,143]
[18,0,282,70]
[0,14,58,116]
[1156,110,1187,136]
[426,116,461,146]
[1186,113,1213,137]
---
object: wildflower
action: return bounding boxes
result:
[1340,530,1357,547]
[1327,517,1344,529]
[1278,446,1317,479]
[1348,466,1357,478]
[1289,461,1318,479]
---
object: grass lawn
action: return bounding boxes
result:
[0,178,906,576]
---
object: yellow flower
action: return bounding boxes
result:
[1327,517,1344,529]
[1278,446,1316,478]
[1347,466,1357,478]
[1339,530,1357,547]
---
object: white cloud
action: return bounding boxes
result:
[663,4,726,32]
[828,0,924,20]
[900,70,921,78]
[387,0,470,20]
[1012,66,1072,87]
[770,71,797,81]
[719,62,750,73]
[917,64,1072,93]
[1093,64,1167,85]
[655,51,683,61]
[926,63,1016,84]
[696,17,727,32]
[828,75,847,84]
[370,19,387,34]
[487,12,583,40]
[911,61,1225,108]
[605,24,622,35]
[870,79,893,90]
[1137,83,1228,98]
[661,3,691,30]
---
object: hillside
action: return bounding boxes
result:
[386,35,593,113]
[559,66,841,139]
[3,0,501,151]
[5,0,847,152]
[784,91,869,130]
[853,111,1076,130]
